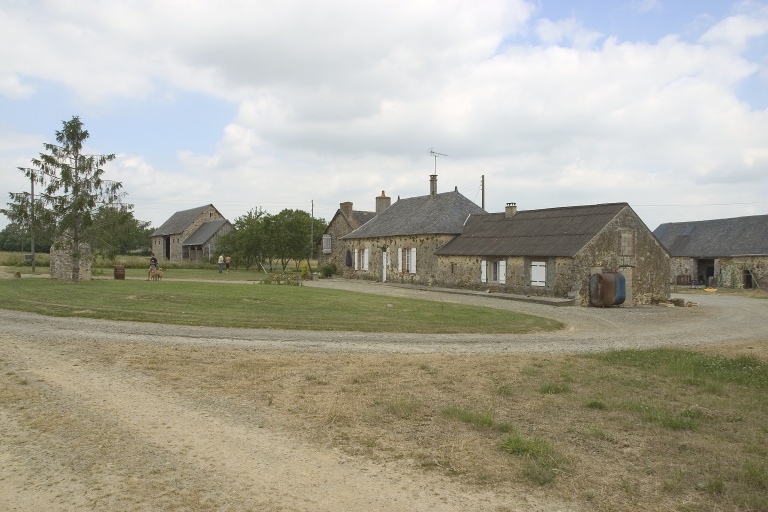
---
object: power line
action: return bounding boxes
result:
[634,201,768,207]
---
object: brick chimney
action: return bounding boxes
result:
[340,201,353,219]
[430,174,437,197]
[375,191,391,214]
[505,202,518,218]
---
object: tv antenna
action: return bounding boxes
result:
[429,148,447,173]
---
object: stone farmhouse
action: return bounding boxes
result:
[317,197,381,270]
[435,202,670,306]
[654,214,768,289]
[150,204,232,262]
[340,175,486,284]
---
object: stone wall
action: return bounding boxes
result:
[318,213,352,271]
[50,241,92,281]
[714,256,768,289]
[571,206,670,305]
[343,234,455,284]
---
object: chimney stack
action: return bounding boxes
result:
[429,174,438,197]
[505,202,518,218]
[375,190,391,214]
[340,201,353,219]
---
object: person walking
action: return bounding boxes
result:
[225,254,231,274]
[218,254,224,273]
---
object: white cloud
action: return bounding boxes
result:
[700,12,768,50]
[1,0,767,232]
[535,17,604,48]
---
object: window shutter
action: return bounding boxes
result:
[481,260,487,283]
[322,234,332,254]
[363,248,369,270]
[410,248,417,273]
[499,260,506,284]
[397,248,403,272]
[531,261,546,287]
[354,249,359,270]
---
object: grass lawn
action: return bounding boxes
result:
[0,274,561,333]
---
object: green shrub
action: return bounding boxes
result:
[320,263,337,278]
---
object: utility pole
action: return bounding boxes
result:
[30,171,36,273]
[310,199,314,261]
[481,175,485,210]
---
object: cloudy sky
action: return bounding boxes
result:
[2,0,767,232]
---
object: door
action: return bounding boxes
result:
[382,250,388,282]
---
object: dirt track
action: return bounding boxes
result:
[1,279,766,511]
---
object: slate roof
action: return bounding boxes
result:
[341,190,485,239]
[151,205,219,237]
[435,203,629,257]
[182,219,229,246]
[653,214,768,257]
[349,210,377,229]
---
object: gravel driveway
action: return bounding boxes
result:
[1,278,765,354]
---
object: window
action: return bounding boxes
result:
[354,248,368,270]
[619,229,635,256]
[398,247,416,273]
[322,234,332,254]
[481,260,506,284]
[531,261,546,287]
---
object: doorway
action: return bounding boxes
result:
[382,251,388,282]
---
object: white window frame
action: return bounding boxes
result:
[531,261,546,287]
[481,259,506,284]
[399,247,416,273]
[354,248,359,270]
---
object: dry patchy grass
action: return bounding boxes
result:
[103,342,768,512]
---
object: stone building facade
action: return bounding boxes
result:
[435,203,670,306]
[654,214,768,289]
[150,204,229,262]
[317,199,379,271]
[343,234,455,285]
[669,255,768,289]
[340,176,486,283]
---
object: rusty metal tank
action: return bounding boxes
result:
[589,272,626,307]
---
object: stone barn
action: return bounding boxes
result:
[150,204,231,262]
[654,214,768,289]
[434,202,670,306]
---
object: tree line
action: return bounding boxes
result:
[215,208,327,272]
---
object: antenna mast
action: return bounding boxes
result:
[429,148,447,173]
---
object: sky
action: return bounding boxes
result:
[1,0,767,233]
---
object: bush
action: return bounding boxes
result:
[319,263,337,278]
